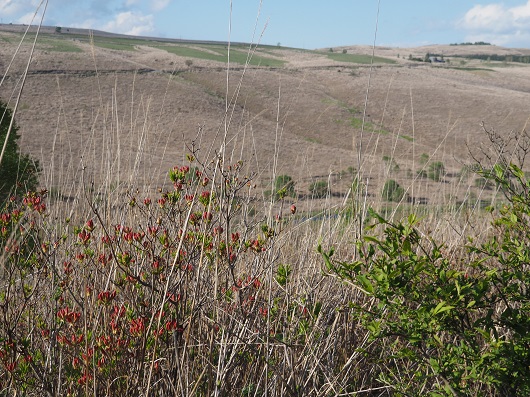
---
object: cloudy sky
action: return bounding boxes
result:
[1,1,530,49]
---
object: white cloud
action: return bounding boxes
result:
[0,0,25,16]
[465,31,530,47]
[152,0,170,11]
[0,0,41,18]
[459,1,530,46]
[17,11,39,25]
[100,11,155,36]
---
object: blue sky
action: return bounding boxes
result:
[2,1,530,49]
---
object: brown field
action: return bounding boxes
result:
[2,27,530,211]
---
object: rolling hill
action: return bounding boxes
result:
[2,25,530,210]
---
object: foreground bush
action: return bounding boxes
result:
[0,154,363,396]
[320,163,530,396]
[1,158,275,395]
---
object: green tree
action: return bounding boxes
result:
[0,101,40,204]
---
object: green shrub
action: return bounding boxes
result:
[381,179,405,202]
[273,174,295,200]
[427,161,445,181]
[0,101,40,204]
[382,155,399,172]
[320,163,530,396]
[417,169,428,178]
[309,180,328,198]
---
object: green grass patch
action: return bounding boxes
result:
[349,117,386,134]
[90,37,163,51]
[324,52,396,64]
[482,62,524,68]
[38,39,83,53]
[325,98,413,142]
[305,137,321,144]
[92,39,138,51]
[156,44,286,67]
[153,45,212,59]
[256,49,285,58]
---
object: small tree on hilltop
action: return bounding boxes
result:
[0,101,40,204]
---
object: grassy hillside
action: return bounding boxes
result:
[3,28,530,211]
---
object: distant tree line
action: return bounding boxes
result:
[408,52,445,63]
[451,54,530,63]
[408,51,530,65]
[450,41,491,46]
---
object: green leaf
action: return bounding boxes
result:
[429,357,440,373]
[318,245,335,272]
[363,236,379,243]
[366,320,381,336]
[432,301,454,316]
[402,237,412,255]
[510,163,525,180]
[493,164,505,179]
[358,274,374,294]
[368,208,388,225]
